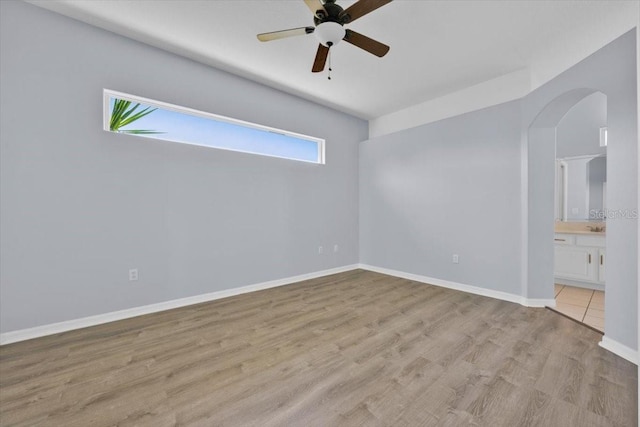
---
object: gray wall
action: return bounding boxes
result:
[0,1,367,333]
[526,127,556,298]
[360,101,523,295]
[556,92,607,159]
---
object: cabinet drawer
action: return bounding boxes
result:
[554,234,575,245]
[576,234,605,248]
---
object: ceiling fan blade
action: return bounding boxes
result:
[312,44,330,73]
[339,0,392,23]
[257,26,314,42]
[343,29,389,57]
[304,0,327,16]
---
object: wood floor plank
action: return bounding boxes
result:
[0,270,636,426]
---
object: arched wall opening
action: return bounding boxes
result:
[518,30,637,362]
[526,88,605,303]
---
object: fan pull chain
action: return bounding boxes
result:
[328,48,332,80]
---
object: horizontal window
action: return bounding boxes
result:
[103,89,325,164]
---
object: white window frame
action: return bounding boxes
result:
[103,89,325,164]
[599,127,608,147]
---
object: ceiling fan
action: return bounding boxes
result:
[257,0,392,74]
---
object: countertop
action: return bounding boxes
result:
[554,221,606,236]
[555,230,605,236]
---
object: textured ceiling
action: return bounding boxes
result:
[28,0,639,120]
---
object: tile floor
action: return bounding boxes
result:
[554,284,604,332]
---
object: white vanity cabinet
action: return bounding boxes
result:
[554,233,605,286]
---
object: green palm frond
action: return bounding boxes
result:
[110,99,163,134]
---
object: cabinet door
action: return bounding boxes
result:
[554,246,598,282]
[598,249,606,283]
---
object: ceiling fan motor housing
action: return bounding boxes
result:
[313,0,348,25]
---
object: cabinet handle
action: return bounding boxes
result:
[600,255,603,265]
[554,239,566,242]
[588,254,592,264]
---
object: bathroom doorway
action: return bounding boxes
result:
[551,92,607,332]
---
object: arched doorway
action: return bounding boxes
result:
[524,88,606,302]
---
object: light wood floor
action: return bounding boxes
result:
[0,270,636,426]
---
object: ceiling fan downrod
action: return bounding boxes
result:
[327,42,333,80]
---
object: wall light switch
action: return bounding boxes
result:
[129,268,139,281]
[452,254,459,264]
[318,246,324,254]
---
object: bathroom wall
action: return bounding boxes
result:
[556,92,607,159]
[588,156,607,218]
[564,158,591,221]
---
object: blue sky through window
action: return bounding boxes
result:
[107,96,322,163]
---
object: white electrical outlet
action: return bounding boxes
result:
[318,246,324,254]
[129,268,139,281]
[452,254,459,264]
[334,244,339,253]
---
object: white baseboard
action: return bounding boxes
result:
[599,336,639,365]
[0,264,359,346]
[357,264,555,308]
[554,278,604,292]
[525,297,557,308]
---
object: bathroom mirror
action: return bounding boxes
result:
[555,155,606,221]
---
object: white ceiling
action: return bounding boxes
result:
[28,0,638,120]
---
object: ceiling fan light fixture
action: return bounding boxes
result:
[256,0,393,73]
[314,22,345,47]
